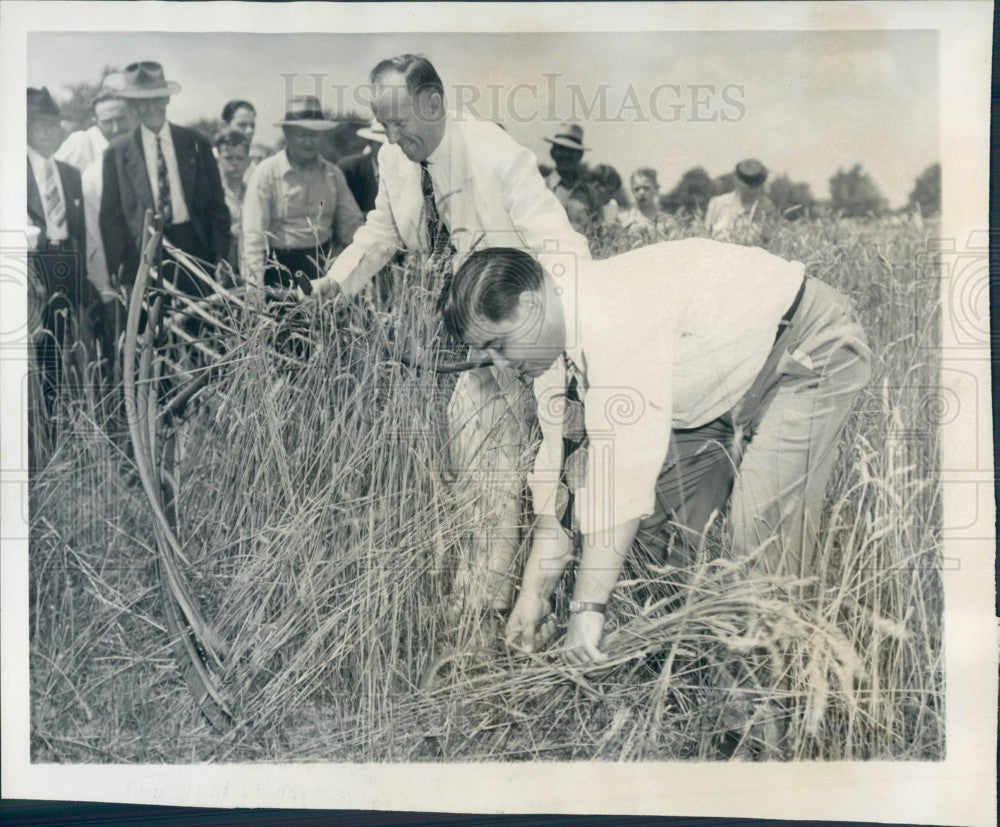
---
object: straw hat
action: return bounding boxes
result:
[119,61,181,98]
[543,123,589,151]
[275,96,336,130]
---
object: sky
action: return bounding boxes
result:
[28,29,938,207]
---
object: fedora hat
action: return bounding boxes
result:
[355,118,387,143]
[735,158,768,187]
[119,61,181,98]
[27,87,60,118]
[275,96,336,130]
[544,122,589,151]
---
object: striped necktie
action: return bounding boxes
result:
[558,355,588,533]
[156,135,173,224]
[419,160,450,255]
[43,161,66,237]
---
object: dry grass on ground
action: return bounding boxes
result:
[29,215,943,762]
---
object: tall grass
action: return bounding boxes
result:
[29,215,943,761]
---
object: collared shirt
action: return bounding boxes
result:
[27,146,68,241]
[618,206,673,240]
[139,122,190,225]
[705,190,777,240]
[527,238,805,537]
[55,125,108,173]
[221,176,246,269]
[421,117,454,232]
[242,149,364,288]
[81,159,115,298]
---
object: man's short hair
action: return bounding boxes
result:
[591,163,622,192]
[221,99,255,124]
[441,248,542,339]
[213,126,250,152]
[369,54,445,101]
[632,167,659,187]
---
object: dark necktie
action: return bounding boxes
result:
[558,356,588,534]
[419,160,450,255]
[156,135,173,225]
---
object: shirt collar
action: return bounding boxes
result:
[140,122,170,142]
[26,145,52,166]
[560,261,582,373]
[423,113,452,176]
[279,147,329,177]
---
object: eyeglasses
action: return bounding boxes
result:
[125,61,162,72]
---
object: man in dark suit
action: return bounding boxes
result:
[27,87,100,420]
[336,119,386,213]
[100,61,230,297]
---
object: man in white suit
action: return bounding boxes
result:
[311,54,591,614]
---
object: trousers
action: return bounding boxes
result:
[635,277,872,578]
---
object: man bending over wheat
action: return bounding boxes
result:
[307,54,591,613]
[439,240,872,663]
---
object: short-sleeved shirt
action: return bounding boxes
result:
[527,238,805,536]
[242,149,364,288]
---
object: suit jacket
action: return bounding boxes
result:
[337,150,379,214]
[100,123,230,285]
[27,156,92,305]
[325,117,591,299]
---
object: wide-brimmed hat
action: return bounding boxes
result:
[355,118,387,143]
[119,61,181,99]
[735,158,768,187]
[275,96,336,130]
[543,122,589,151]
[27,87,60,118]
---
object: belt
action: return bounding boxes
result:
[774,276,807,344]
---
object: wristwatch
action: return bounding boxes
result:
[568,600,607,615]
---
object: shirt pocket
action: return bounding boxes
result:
[279,179,310,222]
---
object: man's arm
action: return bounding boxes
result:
[240,165,271,291]
[495,135,592,264]
[313,147,402,301]
[329,164,365,248]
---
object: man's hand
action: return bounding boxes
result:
[304,275,341,302]
[562,611,608,665]
[505,592,554,653]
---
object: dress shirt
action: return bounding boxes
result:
[242,149,364,288]
[81,160,114,298]
[324,115,592,299]
[139,123,190,224]
[618,207,672,239]
[527,238,805,536]
[55,126,108,173]
[27,146,68,241]
[221,177,246,269]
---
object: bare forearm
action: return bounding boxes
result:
[572,518,640,604]
[519,515,573,599]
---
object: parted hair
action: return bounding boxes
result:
[440,248,543,340]
[369,54,445,100]
[221,99,255,124]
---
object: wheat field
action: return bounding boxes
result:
[28,213,943,763]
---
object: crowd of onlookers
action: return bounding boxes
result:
[25,59,777,434]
